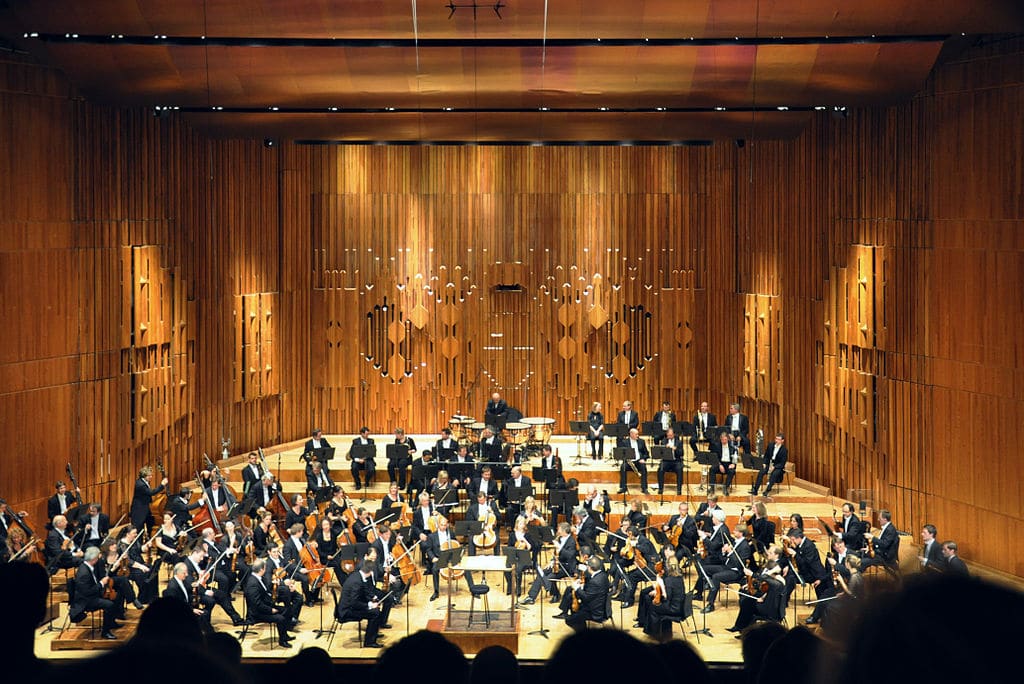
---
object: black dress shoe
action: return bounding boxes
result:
[549,592,561,603]
[279,639,293,647]
[804,617,820,625]
[429,593,439,601]
[101,631,118,640]
[518,597,535,605]
[617,488,628,494]
[232,617,248,626]
[132,600,145,610]
[381,623,393,629]
[700,605,715,614]
[365,641,385,649]
[552,612,567,619]
[726,626,741,633]
[622,601,634,609]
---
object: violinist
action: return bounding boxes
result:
[350,426,376,490]
[860,509,900,572]
[695,494,722,531]
[184,543,246,625]
[129,466,168,530]
[828,536,856,584]
[519,522,576,606]
[99,541,133,614]
[564,556,610,632]
[388,428,416,489]
[252,508,278,556]
[637,559,685,641]
[45,514,84,573]
[466,490,500,555]
[118,527,155,606]
[80,503,110,550]
[604,517,632,576]
[282,523,320,607]
[47,480,80,520]
[152,511,186,566]
[581,485,609,525]
[434,429,458,461]
[199,527,234,593]
[505,516,538,596]
[265,544,303,616]
[699,523,753,614]
[746,501,775,553]
[217,520,249,592]
[246,559,297,647]
[726,554,786,633]
[167,487,204,530]
[785,527,834,625]
[410,492,436,544]
[163,561,211,628]
[306,461,334,503]
[335,560,386,649]
[71,547,120,639]
[692,509,729,599]
[372,524,407,603]
[655,427,685,495]
[835,502,865,551]
[663,501,698,557]
[286,494,310,534]
[429,469,459,516]
[314,518,343,574]
[614,527,658,609]
[625,497,648,530]
[709,430,739,497]
[241,452,265,497]
[572,506,597,551]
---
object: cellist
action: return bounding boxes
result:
[371,524,407,604]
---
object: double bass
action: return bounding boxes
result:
[258,448,291,524]
[150,458,168,520]
[190,471,222,536]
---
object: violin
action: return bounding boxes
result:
[571,567,585,612]
[652,575,664,606]
[696,519,708,559]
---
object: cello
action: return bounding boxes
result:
[301,541,333,590]
[190,471,222,536]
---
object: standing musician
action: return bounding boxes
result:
[71,547,121,639]
[478,427,504,463]
[79,503,111,550]
[835,502,866,551]
[246,559,297,647]
[163,561,211,628]
[587,402,605,460]
[637,559,686,640]
[942,541,969,576]
[572,506,598,552]
[282,523,321,607]
[388,428,416,490]
[693,509,729,599]
[538,444,563,477]
[118,526,155,607]
[860,509,900,572]
[218,520,249,592]
[48,480,80,520]
[434,429,458,461]
[751,432,788,496]
[241,452,265,498]
[690,401,717,454]
[656,427,686,495]
[335,560,386,649]
[616,427,650,494]
[485,392,509,423]
[614,527,659,609]
[726,553,786,632]
[699,523,753,614]
[46,514,84,573]
[616,400,639,433]
[167,487,204,530]
[725,403,751,452]
[582,485,610,525]
[465,490,501,555]
[184,543,246,625]
[564,556,610,631]
[205,479,236,521]
[786,527,835,625]
[709,431,738,496]
[652,401,677,444]
[129,466,168,531]
[519,522,576,605]
[663,501,698,557]
[350,426,376,490]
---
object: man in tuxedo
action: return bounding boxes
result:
[701,524,753,613]
[423,515,470,600]
[656,427,685,495]
[485,392,508,424]
[835,502,866,551]
[519,523,576,605]
[616,400,639,434]
[129,466,168,531]
[538,444,563,476]
[663,501,698,556]
[617,427,649,494]
[166,487,203,529]
[184,543,246,625]
[751,432,788,496]
[501,465,532,520]
[388,428,416,489]
[861,509,900,571]
[77,503,111,550]
[469,465,498,500]
[335,561,386,648]
[564,557,610,631]
[582,485,610,525]
[303,429,332,463]
[693,509,729,599]
[245,559,295,647]
[45,514,83,573]
[163,561,211,628]
[652,401,677,444]
[920,524,945,572]
[709,431,738,496]
[434,429,458,461]
[695,494,721,531]
[70,547,120,639]
[572,506,598,552]
[350,426,376,490]
[690,401,717,454]
[47,481,80,520]
[941,541,969,576]
[787,527,835,624]
[306,461,334,503]
[241,452,264,498]
[478,427,503,463]
[205,480,236,521]
[724,403,750,452]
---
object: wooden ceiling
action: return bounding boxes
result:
[3,0,1022,141]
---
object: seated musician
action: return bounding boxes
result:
[371,524,406,604]
[616,428,649,494]
[501,465,532,522]
[751,432,788,496]
[860,508,900,572]
[604,517,632,590]
[656,427,686,495]
[167,487,204,530]
[306,462,335,504]
[625,497,648,530]
[325,486,351,535]
[408,449,436,497]
[447,446,475,489]
[350,426,377,490]
[47,480,80,521]
[282,523,320,607]
[727,556,786,633]
[693,508,729,598]
[247,474,280,519]
[99,542,132,616]
[690,401,717,454]
[352,508,374,544]
[434,428,458,461]
[469,466,498,501]
[198,527,233,594]
[465,490,500,555]
[709,431,738,497]
[381,481,405,515]
[572,506,598,552]
[45,514,84,574]
[696,494,722,530]
[72,547,120,639]
[264,544,304,619]
[835,502,866,552]
[80,503,111,550]
[637,558,687,640]
[152,511,187,568]
[252,508,279,556]
[163,561,212,629]
[246,559,297,647]
[786,526,835,625]
[564,556,610,632]
[335,560,386,649]
[581,485,609,525]
[429,470,459,517]
[183,543,245,625]
[614,527,659,609]
[519,522,576,606]
[652,401,677,444]
[699,523,753,614]
[663,502,698,557]
[118,526,155,607]
[303,429,332,465]
[505,516,539,596]
[424,515,465,601]
[548,476,578,526]
[205,479,236,520]
[478,427,503,463]
[388,429,416,490]
[286,494,309,533]
[217,520,249,593]
[410,492,436,545]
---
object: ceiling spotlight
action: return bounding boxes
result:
[655,107,666,111]
[328,106,338,111]
[599,107,609,111]
[777,106,789,111]
[539,107,549,111]
[714,106,727,111]
[814,106,827,111]
[269,106,279,111]
[263,138,276,148]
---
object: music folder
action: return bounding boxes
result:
[350,444,376,462]
[385,443,410,462]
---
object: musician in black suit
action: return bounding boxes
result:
[69,547,119,638]
[751,432,788,496]
[655,427,685,495]
[572,506,598,552]
[241,452,264,498]
[281,524,319,606]
[335,561,386,648]
[519,523,576,604]
[163,561,212,628]
[306,461,335,502]
[787,527,835,624]
[695,494,721,531]
[616,528,659,608]
[423,515,471,600]
[485,392,508,422]
[303,429,332,464]
[701,524,753,613]
[387,428,416,489]
[350,427,376,490]
[501,465,531,521]
[690,401,717,453]
[637,560,687,640]
[47,481,80,520]
[581,485,609,524]
[78,503,111,550]
[724,403,751,452]
[537,444,563,477]
[166,488,203,530]
[616,427,649,494]
[468,466,499,501]
[861,509,900,572]
[920,524,945,573]
[478,427,503,462]
[663,502,698,556]
[727,560,786,632]
[616,400,639,436]
[693,509,729,598]
[129,466,168,531]
[835,502,866,551]
[941,541,969,576]
[245,560,294,647]
[45,515,83,572]
[183,543,246,625]
[709,431,738,496]
[565,556,610,631]
[651,401,677,443]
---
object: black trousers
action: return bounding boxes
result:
[351,459,376,488]
[387,458,411,488]
[709,465,736,492]
[657,460,683,493]
[752,466,785,493]
[619,460,649,492]
[337,607,383,645]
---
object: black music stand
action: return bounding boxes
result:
[568,420,589,466]
[350,444,377,499]
[548,489,578,525]
[385,443,409,464]
[641,420,662,442]
[435,445,457,461]
[604,423,630,451]
[742,451,765,472]
[411,460,440,491]
[652,445,676,505]
[454,520,484,556]
[311,446,335,462]
[694,450,717,493]
[437,545,465,619]
[449,461,475,490]
[433,487,459,517]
